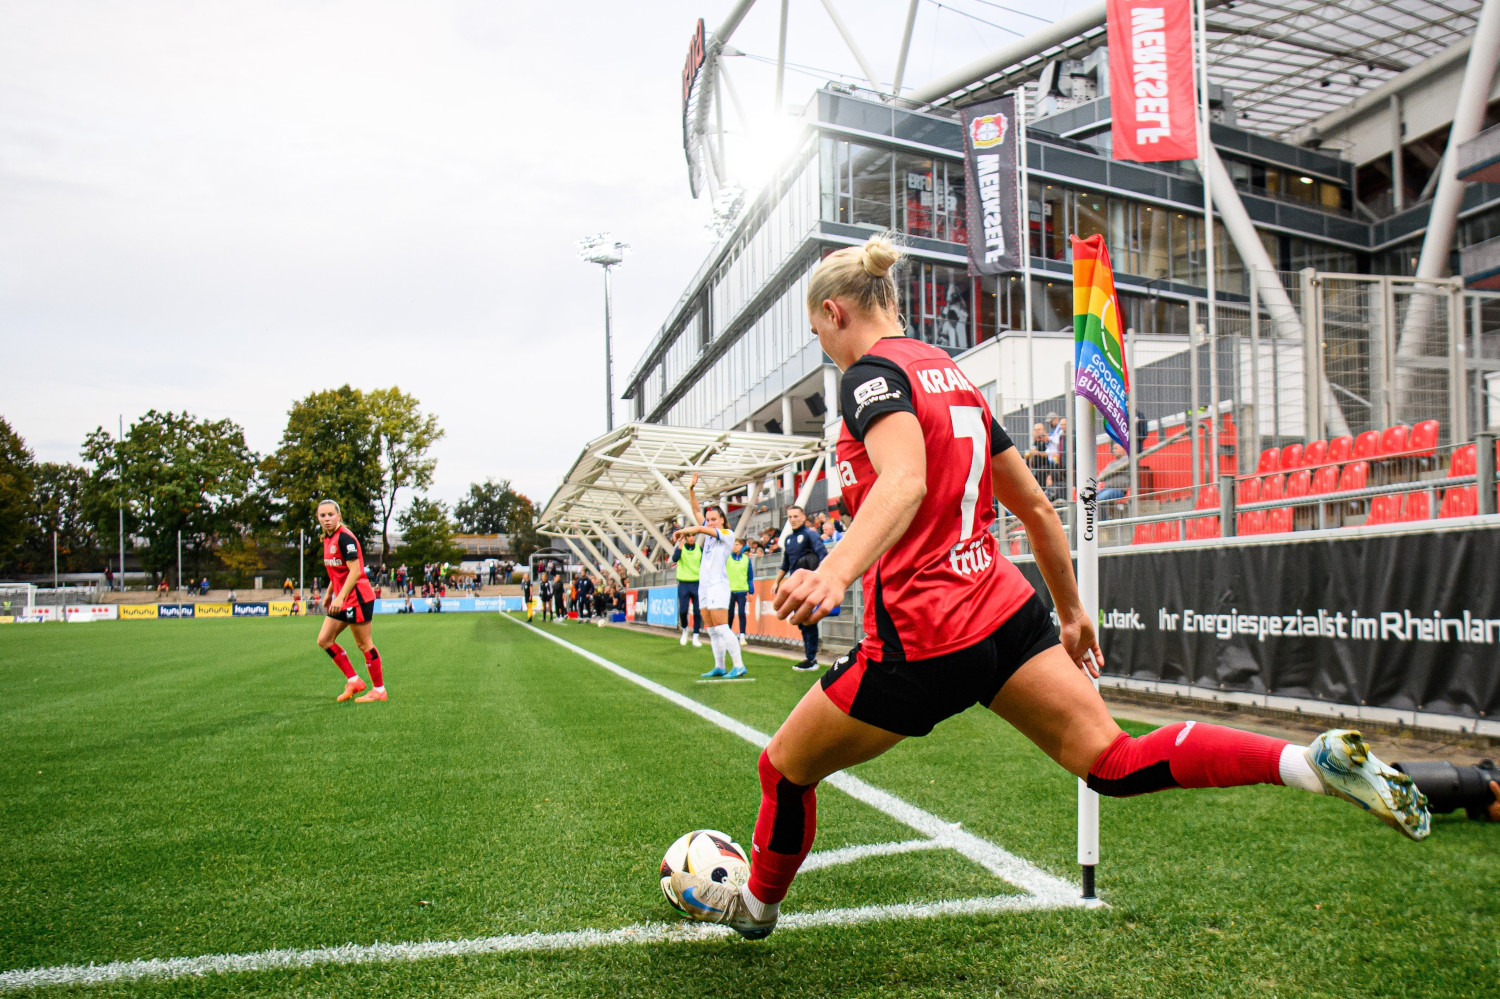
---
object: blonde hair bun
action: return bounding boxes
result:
[859,237,900,277]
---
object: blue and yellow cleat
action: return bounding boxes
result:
[1307,729,1431,841]
[726,665,747,679]
[701,666,728,678]
[665,871,777,940]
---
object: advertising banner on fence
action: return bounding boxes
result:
[625,590,637,622]
[194,603,232,618]
[1107,0,1198,162]
[646,587,679,627]
[65,605,119,622]
[749,580,811,641]
[959,96,1021,276]
[157,604,195,619]
[119,605,159,620]
[1016,526,1500,718]
[267,601,294,617]
[232,603,269,617]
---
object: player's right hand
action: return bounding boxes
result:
[773,567,843,625]
[1059,610,1103,678]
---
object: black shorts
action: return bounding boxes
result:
[328,593,375,625]
[820,593,1060,738]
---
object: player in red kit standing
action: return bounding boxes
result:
[665,236,1429,939]
[314,500,387,703]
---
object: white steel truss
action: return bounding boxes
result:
[537,423,826,578]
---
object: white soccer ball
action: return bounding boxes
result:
[659,828,750,912]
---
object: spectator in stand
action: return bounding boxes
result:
[227,588,237,605]
[1097,444,1129,514]
[820,519,842,545]
[283,576,294,595]
[106,566,115,591]
[672,533,704,647]
[1022,422,1055,488]
[775,505,827,671]
[727,537,754,646]
[291,590,303,616]
[401,594,414,614]
[157,578,170,596]
[199,577,210,596]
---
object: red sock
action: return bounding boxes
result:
[1086,722,1287,796]
[325,643,357,680]
[364,647,383,688]
[745,750,817,906]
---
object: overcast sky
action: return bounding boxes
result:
[0,0,1065,509]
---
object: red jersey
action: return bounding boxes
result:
[835,336,1033,661]
[323,527,376,602]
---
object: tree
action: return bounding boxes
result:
[0,417,36,573]
[394,498,465,567]
[80,411,260,581]
[504,493,542,563]
[263,386,381,544]
[20,462,99,574]
[369,387,443,567]
[454,478,525,534]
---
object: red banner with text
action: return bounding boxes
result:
[1107,0,1198,162]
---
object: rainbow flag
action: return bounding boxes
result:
[1070,234,1131,449]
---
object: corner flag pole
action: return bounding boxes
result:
[1074,390,1100,900]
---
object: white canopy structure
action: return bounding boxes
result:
[536,423,827,583]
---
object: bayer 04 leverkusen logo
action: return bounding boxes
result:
[969,112,1009,150]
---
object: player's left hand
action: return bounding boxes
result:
[1059,609,1104,678]
[773,567,843,625]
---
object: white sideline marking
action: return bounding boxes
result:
[0,895,1049,992]
[0,617,1095,993]
[506,614,1084,908]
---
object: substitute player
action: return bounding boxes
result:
[667,235,1430,939]
[314,500,386,703]
[672,472,746,679]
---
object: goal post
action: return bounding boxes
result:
[0,582,38,618]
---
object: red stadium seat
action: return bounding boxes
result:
[1262,473,1286,502]
[1279,443,1304,470]
[1188,486,1221,539]
[1440,486,1477,519]
[1009,539,1022,556]
[1266,507,1294,533]
[1236,477,1261,505]
[1256,448,1280,474]
[1400,491,1431,521]
[1366,494,1402,525]
[1310,466,1340,495]
[1352,431,1380,460]
[1327,436,1353,463]
[1154,520,1180,543]
[1195,485,1221,510]
[1238,509,1266,535]
[1133,523,1154,545]
[1408,420,1439,457]
[1379,424,1409,457]
[1337,461,1370,492]
[1303,440,1328,467]
[1450,444,1476,478]
[1285,470,1311,499]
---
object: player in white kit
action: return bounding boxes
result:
[672,473,747,679]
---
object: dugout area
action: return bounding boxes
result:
[2,613,1496,998]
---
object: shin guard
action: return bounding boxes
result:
[1086,721,1287,797]
[745,750,817,905]
[325,643,357,680]
[364,647,383,687]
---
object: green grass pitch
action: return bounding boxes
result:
[2,613,1496,997]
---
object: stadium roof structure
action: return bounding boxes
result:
[917,0,1490,140]
[536,423,826,582]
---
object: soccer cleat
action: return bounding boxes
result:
[665,871,777,940]
[1306,729,1430,841]
[701,666,728,678]
[336,678,366,702]
[792,660,818,672]
[726,665,747,679]
[354,688,388,703]
[738,633,748,646]
[680,629,689,646]
[692,634,703,648]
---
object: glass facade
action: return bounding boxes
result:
[624,89,1497,436]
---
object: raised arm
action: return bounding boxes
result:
[990,447,1102,675]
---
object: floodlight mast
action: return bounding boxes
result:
[576,234,631,432]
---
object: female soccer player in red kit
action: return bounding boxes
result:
[666,236,1429,939]
[314,500,386,703]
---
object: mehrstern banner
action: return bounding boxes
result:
[1016,526,1500,719]
[959,96,1021,276]
[1071,234,1131,448]
[1107,0,1199,162]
